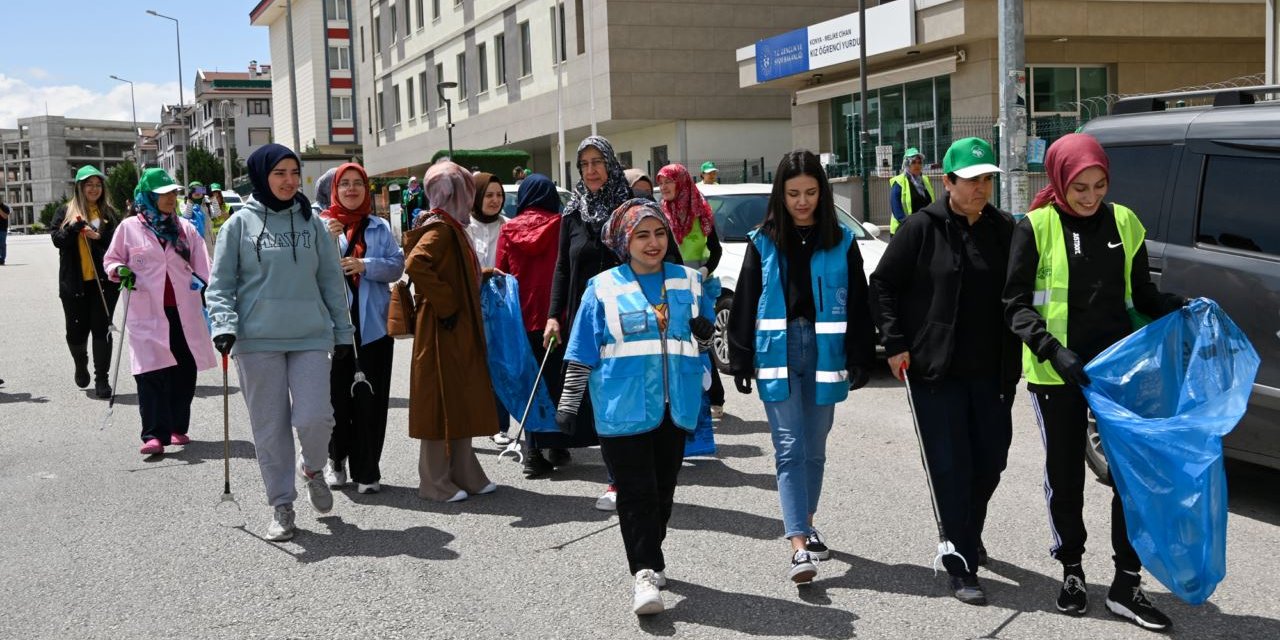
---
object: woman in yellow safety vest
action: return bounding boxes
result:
[888,147,934,236]
[1004,133,1185,632]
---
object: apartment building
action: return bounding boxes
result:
[190,64,276,179]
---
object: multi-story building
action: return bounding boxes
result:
[190,63,276,183]
[156,104,194,180]
[351,0,853,183]
[0,116,157,227]
[250,0,361,156]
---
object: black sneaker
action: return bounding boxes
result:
[977,544,989,567]
[950,575,988,606]
[545,448,572,467]
[789,549,817,584]
[1057,564,1089,616]
[94,377,112,399]
[522,449,554,478]
[1106,572,1172,632]
[804,528,831,560]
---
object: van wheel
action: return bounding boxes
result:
[1084,409,1113,486]
[712,295,733,374]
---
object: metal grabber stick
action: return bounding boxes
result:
[902,365,970,575]
[82,234,118,335]
[217,352,243,523]
[499,335,558,464]
[337,235,373,396]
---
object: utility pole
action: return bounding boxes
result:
[219,100,235,186]
[553,0,566,185]
[857,0,870,223]
[998,0,1028,214]
[286,0,302,152]
[147,10,188,184]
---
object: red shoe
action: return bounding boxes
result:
[170,433,191,445]
[140,438,164,455]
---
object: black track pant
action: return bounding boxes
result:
[599,414,687,575]
[329,334,395,484]
[135,306,197,444]
[1028,383,1141,572]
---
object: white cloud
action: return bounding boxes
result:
[26,67,51,80]
[0,73,180,130]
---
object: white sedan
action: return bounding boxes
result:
[698,183,887,372]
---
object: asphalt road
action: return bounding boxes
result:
[1,233,1277,639]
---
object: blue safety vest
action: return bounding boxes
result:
[581,262,707,437]
[750,227,853,405]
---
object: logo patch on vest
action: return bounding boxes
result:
[620,310,649,336]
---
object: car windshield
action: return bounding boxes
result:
[502,190,573,217]
[704,194,867,242]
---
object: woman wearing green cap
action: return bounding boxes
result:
[870,137,1019,606]
[50,165,120,397]
[888,148,934,236]
[182,181,215,253]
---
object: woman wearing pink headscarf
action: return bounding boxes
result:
[1005,133,1184,631]
[405,160,498,502]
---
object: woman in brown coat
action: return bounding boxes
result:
[405,161,499,502]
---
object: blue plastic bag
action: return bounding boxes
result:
[683,355,717,457]
[1082,298,1259,604]
[481,275,557,432]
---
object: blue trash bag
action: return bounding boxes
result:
[1081,298,1259,605]
[684,355,717,457]
[480,274,557,432]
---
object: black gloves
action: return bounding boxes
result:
[212,334,236,355]
[555,410,576,432]
[1049,345,1091,387]
[439,314,458,331]
[333,344,354,360]
[847,367,870,391]
[689,316,715,341]
[734,375,753,394]
[68,219,87,234]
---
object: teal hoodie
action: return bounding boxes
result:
[207,198,354,354]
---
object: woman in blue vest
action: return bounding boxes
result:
[555,199,716,616]
[1005,133,1185,631]
[726,150,877,584]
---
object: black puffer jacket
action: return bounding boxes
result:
[50,205,119,299]
[870,197,1021,387]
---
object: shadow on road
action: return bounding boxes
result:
[0,390,50,404]
[121,439,256,471]
[288,515,460,563]
[678,459,777,491]
[711,443,765,459]
[1226,460,1280,527]
[715,414,770,436]
[645,579,858,639]
[100,385,240,406]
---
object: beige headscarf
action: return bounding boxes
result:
[423,160,476,225]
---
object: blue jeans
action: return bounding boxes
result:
[763,319,835,539]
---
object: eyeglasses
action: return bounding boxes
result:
[909,159,924,165]
[337,180,365,190]
[577,158,607,171]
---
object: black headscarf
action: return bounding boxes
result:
[515,173,561,214]
[247,143,312,218]
[564,136,631,229]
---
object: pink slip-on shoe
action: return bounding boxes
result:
[140,438,164,455]
[170,433,191,445]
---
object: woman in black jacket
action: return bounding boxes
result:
[50,165,120,397]
[870,137,1018,606]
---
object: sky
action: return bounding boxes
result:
[1,1,272,129]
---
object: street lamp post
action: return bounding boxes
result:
[218,100,238,187]
[147,9,188,184]
[109,75,141,180]
[436,81,458,156]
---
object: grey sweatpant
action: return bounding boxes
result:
[236,350,335,508]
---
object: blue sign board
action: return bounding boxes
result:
[755,28,809,83]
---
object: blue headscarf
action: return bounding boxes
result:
[247,143,312,217]
[133,191,190,262]
[515,173,561,214]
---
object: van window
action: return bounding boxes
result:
[1102,145,1174,239]
[1197,155,1280,257]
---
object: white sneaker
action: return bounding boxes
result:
[632,569,664,615]
[298,461,334,513]
[356,482,380,494]
[595,485,618,511]
[446,489,469,503]
[491,432,513,446]
[710,405,724,419]
[264,504,296,541]
[653,571,667,589]
[323,460,347,488]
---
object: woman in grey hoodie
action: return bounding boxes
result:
[206,143,355,542]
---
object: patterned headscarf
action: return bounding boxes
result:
[423,160,477,225]
[656,163,714,244]
[133,192,190,263]
[564,136,632,229]
[602,198,672,260]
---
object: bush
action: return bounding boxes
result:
[429,149,532,181]
[39,197,68,227]
[106,161,138,212]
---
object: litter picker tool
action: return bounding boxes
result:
[901,365,970,575]
[81,234,118,335]
[336,234,373,397]
[216,352,243,526]
[499,335,557,464]
[98,285,132,430]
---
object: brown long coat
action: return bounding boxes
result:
[405,216,498,441]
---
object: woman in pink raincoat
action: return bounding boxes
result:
[104,168,218,456]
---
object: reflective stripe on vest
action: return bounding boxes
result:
[1022,203,1145,385]
[749,226,854,405]
[888,173,935,234]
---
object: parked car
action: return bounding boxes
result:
[501,184,571,218]
[698,183,887,373]
[221,191,244,215]
[1078,86,1280,478]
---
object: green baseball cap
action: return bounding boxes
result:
[942,137,1002,179]
[188,181,205,189]
[75,165,106,183]
[209,182,222,191]
[135,168,183,196]
[904,147,921,159]
[700,161,718,174]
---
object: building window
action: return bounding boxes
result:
[248,128,272,146]
[393,85,402,124]
[376,91,384,131]
[435,63,444,94]
[575,0,585,55]
[367,97,373,134]
[432,0,440,20]
[419,71,429,116]
[494,34,507,86]
[477,43,489,93]
[456,52,468,98]
[374,15,381,51]
[248,99,271,116]
[1197,155,1280,256]
[830,75,951,173]
[556,3,567,63]
[519,21,532,77]
[390,5,398,41]
[328,45,350,71]
[330,96,353,120]
[1027,66,1108,117]
[360,26,366,62]
[325,0,347,20]
[404,0,412,36]
[406,77,416,119]
[619,151,633,169]
[651,146,669,173]
[415,0,424,29]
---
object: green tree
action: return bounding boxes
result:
[178,146,226,187]
[106,161,138,212]
[39,196,69,227]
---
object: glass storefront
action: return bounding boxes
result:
[831,75,951,175]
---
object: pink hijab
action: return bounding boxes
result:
[423,161,476,224]
[1028,133,1110,215]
